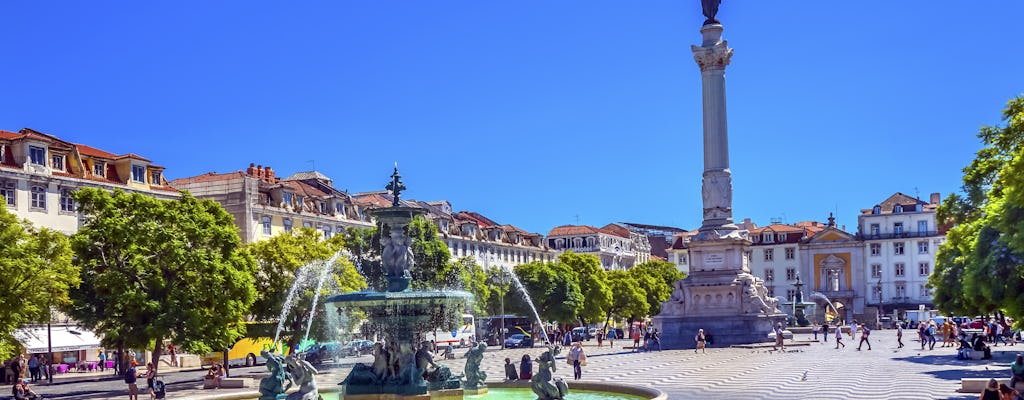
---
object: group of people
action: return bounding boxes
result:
[977,377,1020,400]
[123,360,163,400]
[3,355,51,384]
[503,341,589,381]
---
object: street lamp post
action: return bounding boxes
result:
[47,301,53,384]
[877,278,883,328]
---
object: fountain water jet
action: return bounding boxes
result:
[275,263,314,344]
[498,265,549,344]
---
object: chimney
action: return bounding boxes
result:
[930,192,941,205]
[256,165,264,179]
[246,163,256,177]
[264,166,275,183]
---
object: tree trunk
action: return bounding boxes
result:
[150,339,163,375]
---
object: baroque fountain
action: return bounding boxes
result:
[327,166,472,399]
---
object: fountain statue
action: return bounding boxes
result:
[531,346,568,400]
[258,350,292,400]
[284,355,321,400]
[463,342,488,393]
[328,167,472,399]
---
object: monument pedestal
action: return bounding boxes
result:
[654,236,785,349]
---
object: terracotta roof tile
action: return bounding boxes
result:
[75,144,119,159]
[861,192,929,214]
[169,171,245,186]
[0,130,22,140]
[115,153,152,162]
[547,225,600,237]
[600,223,632,238]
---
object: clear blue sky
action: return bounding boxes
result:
[1,2,1021,235]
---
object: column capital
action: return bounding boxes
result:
[692,41,733,72]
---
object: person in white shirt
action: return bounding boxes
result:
[834,325,845,349]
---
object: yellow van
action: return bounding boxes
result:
[202,338,287,367]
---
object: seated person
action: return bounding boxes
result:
[444,344,455,360]
[958,333,973,350]
[503,358,518,381]
[13,379,42,400]
[206,363,225,387]
[972,333,993,359]
[1011,354,1024,388]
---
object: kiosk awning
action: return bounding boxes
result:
[14,326,102,354]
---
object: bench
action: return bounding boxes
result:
[960,378,1024,393]
[203,377,248,389]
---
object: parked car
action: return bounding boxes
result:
[340,339,375,357]
[504,334,532,348]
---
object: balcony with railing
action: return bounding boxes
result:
[857,231,941,240]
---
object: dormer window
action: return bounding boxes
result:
[872,205,881,214]
[283,192,293,206]
[334,202,344,214]
[319,202,327,214]
[894,205,903,213]
[93,161,105,177]
[51,154,65,171]
[150,171,161,185]
[762,232,774,243]
[296,197,304,208]
[131,165,146,183]
[29,146,46,165]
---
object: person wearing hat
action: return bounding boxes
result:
[124,360,140,400]
[1010,354,1024,388]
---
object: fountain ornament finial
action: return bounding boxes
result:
[385,165,406,207]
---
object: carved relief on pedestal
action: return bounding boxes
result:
[701,170,733,221]
[692,40,733,72]
[735,273,781,315]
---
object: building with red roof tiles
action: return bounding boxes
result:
[0,127,178,234]
[545,223,648,270]
[171,164,373,243]
[856,191,944,316]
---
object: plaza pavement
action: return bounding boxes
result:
[19,329,1022,399]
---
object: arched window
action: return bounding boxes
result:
[872,205,881,214]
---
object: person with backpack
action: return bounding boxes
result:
[144,362,157,400]
[125,360,139,400]
[857,323,872,351]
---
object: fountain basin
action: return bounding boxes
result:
[326,290,474,334]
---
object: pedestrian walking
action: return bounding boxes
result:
[99,350,107,372]
[849,320,858,340]
[773,323,786,352]
[643,330,651,352]
[918,322,928,350]
[896,323,904,348]
[632,329,641,352]
[822,322,829,344]
[812,324,819,341]
[11,356,23,381]
[596,330,603,348]
[695,329,707,353]
[144,362,157,400]
[125,360,140,400]
[651,329,662,351]
[927,322,938,350]
[607,329,615,348]
[568,342,586,381]
[834,325,845,349]
[167,344,177,368]
[856,323,872,350]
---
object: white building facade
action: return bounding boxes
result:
[0,128,179,234]
[858,192,945,314]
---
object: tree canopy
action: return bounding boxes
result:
[344,216,458,291]
[559,252,611,325]
[930,95,1024,321]
[66,189,257,372]
[512,261,584,324]
[248,227,366,348]
[0,205,78,359]
[629,260,686,317]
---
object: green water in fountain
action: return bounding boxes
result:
[314,389,645,400]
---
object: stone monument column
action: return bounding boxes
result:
[653,3,786,349]
[693,23,739,236]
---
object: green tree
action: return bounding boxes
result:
[248,227,366,350]
[629,260,684,317]
[0,206,78,359]
[603,270,648,331]
[930,95,1024,321]
[455,256,490,315]
[512,261,583,324]
[67,189,257,373]
[558,252,611,326]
